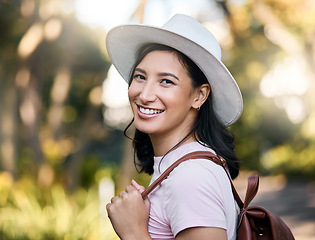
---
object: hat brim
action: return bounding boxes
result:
[106,24,243,126]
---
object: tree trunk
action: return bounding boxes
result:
[19,71,44,174]
[0,74,18,178]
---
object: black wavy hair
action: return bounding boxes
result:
[124,43,239,179]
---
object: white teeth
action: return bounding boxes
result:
[140,107,163,115]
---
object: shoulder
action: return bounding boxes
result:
[159,142,232,199]
[166,158,230,201]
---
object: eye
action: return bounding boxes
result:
[133,74,145,81]
[161,79,174,85]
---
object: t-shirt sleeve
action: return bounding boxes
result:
[163,160,228,237]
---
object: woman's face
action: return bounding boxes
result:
[128,50,200,139]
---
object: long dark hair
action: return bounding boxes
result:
[124,44,239,179]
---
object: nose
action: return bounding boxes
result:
[139,81,157,103]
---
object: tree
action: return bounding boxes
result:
[0,0,111,190]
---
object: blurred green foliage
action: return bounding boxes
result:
[0,171,118,240]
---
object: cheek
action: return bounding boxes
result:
[128,83,137,101]
[127,89,132,101]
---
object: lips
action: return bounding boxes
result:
[139,106,164,115]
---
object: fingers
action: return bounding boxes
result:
[113,185,141,204]
[106,186,148,216]
[118,185,138,199]
[106,201,114,216]
[130,180,150,209]
[131,179,146,193]
[125,184,135,191]
[106,196,119,216]
[106,182,147,217]
[111,196,120,203]
[119,191,127,198]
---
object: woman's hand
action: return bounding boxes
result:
[106,180,151,240]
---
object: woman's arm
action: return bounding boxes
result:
[176,227,227,240]
[106,181,152,240]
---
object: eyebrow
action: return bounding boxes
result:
[134,68,146,74]
[158,72,179,81]
[134,68,179,81]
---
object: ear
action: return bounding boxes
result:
[192,84,211,110]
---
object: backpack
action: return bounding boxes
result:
[141,151,295,240]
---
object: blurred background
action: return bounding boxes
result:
[0,0,314,239]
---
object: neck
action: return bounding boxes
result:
[149,130,196,157]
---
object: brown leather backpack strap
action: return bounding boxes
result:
[243,175,259,209]
[141,150,264,222]
[141,151,217,199]
[141,150,245,210]
[141,150,245,209]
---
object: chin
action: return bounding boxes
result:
[134,118,157,133]
[135,123,161,135]
[135,126,155,135]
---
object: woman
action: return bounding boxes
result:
[106,14,243,240]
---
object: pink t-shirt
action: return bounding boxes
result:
[147,142,238,240]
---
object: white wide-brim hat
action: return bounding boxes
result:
[106,14,243,126]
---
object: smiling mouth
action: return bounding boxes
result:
[139,106,164,115]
